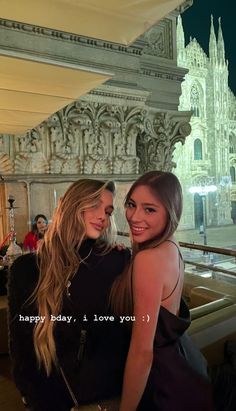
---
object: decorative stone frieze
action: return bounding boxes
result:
[0,101,191,176]
[0,18,142,57]
[47,101,144,175]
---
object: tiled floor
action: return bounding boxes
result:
[0,354,25,411]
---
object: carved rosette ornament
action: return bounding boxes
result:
[137,112,191,173]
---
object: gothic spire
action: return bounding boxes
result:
[209,15,217,64]
[217,17,226,63]
[176,14,186,65]
[177,14,185,51]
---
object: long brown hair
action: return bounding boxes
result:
[32,179,115,375]
[110,171,183,316]
[32,214,48,233]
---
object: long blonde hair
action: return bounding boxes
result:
[33,179,115,375]
[110,171,183,316]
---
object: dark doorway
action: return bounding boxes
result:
[194,193,203,229]
[231,201,236,224]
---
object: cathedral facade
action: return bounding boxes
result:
[175,15,236,230]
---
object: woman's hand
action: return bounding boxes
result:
[112,242,126,251]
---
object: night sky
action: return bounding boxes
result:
[182,0,236,95]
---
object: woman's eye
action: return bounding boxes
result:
[106,211,113,217]
[126,201,135,208]
[145,207,156,214]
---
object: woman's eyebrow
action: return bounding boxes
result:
[142,202,158,207]
[129,197,158,207]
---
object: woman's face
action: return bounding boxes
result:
[125,185,168,244]
[36,217,48,234]
[83,189,114,239]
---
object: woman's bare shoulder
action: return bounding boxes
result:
[134,243,170,261]
[133,243,177,280]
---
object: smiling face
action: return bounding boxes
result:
[125,185,168,244]
[83,189,114,240]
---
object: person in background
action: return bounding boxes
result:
[8,179,130,411]
[111,170,213,411]
[23,214,48,252]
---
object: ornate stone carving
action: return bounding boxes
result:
[0,102,191,177]
[143,27,165,56]
[0,135,12,174]
[14,129,49,174]
[137,112,191,173]
[0,153,12,174]
[48,106,81,174]
[47,101,143,175]
[141,19,173,59]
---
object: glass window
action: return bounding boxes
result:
[230,166,236,183]
[194,138,203,160]
[190,85,200,117]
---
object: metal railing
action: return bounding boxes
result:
[117,231,236,278]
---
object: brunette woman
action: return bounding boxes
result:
[23,214,48,252]
[111,171,213,411]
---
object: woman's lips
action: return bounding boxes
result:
[129,225,146,235]
[90,223,103,231]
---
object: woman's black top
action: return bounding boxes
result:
[8,241,130,411]
[138,299,213,411]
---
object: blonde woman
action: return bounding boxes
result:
[111,171,213,411]
[8,179,130,411]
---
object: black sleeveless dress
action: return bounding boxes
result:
[137,298,213,411]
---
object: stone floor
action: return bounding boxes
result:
[176,223,236,249]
